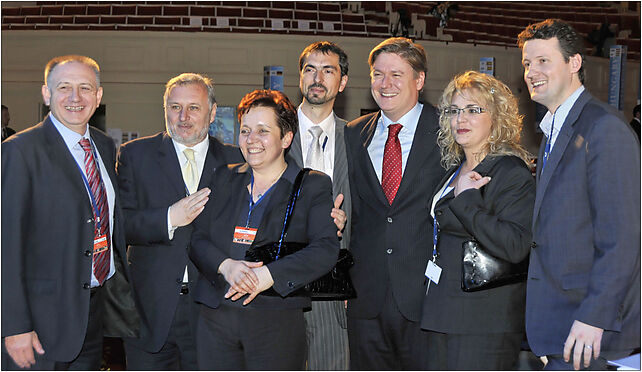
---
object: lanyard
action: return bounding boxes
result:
[74,138,106,231]
[432,165,461,262]
[246,173,278,227]
[541,111,556,171]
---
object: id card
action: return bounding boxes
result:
[424,260,442,285]
[93,234,108,254]
[233,226,257,245]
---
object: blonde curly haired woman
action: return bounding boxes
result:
[421,70,536,369]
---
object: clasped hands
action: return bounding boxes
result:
[218,258,274,306]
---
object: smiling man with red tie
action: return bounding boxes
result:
[1,55,139,370]
[344,37,445,370]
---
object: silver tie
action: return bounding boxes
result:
[306,126,325,173]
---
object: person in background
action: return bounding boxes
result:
[116,73,242,370]
[289,41,351,370]
[2,55,139,370]
[519,19,640,370]
[630,104,640,140]
[344,37,445,370]
[2,105,16,141]
[189,89,339,370]
[422,70,535,370]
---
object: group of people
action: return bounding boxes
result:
[2,18,639,371]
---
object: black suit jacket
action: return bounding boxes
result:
[116,132,242,352]
[421,155,535,334]
[344,105,445,321]
[189,161,339,310]
[1,116,139,362]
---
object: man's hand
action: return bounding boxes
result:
[5,331,45,369]
[454,171,491,197]
[332,194,347,237]
[563,320,604,370]
[169,188,210,227]
[219,258,263,297]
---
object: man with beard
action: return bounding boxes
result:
[287,41,351,370]
[116,73,242,370]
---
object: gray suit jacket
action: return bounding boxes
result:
[526,90,641,357]
[288,113,351,251]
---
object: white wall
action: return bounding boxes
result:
[2,30,640,153]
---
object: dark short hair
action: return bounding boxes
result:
[44,55,101,86]
[164,73,216,109]
[299,41,349,77]
[634,104,641,116]
[517,19,585,84]
[1,105,7,111]
[368,37,427,77]
[237,89,298,140]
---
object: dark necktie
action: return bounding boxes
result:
[79,138,110,285]
[382,123,403,205]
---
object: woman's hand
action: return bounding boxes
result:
[225,265,275,305]
[454,171,491,197]
[218,258,262,296]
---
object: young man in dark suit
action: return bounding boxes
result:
[116,73,242,370]
[519,19,640,370]
[288,41,351,370]
[344,37,445,370]
[1,55,140,370]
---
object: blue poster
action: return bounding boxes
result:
[608,45,627,110]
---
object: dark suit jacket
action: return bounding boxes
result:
[344,105,445,321]
[527,91,641,356]
[421,155,535,334]
[115,132,242,352]
[288,113,351,251]
[189,161,339,310]
[1,116,139,362]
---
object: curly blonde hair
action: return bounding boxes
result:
[437,70,532,169]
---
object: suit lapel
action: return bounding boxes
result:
[357,112,390,207]
[200,136,227,189]
[289,131,304,168]
[90,128,117,188]
[532,91,591,224]
[157,133,186,196]
[393,105,438,208]
[332,115,348,199]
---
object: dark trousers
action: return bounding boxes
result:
[303,301,349,370]
[423,330,524,370]
[2,287,104,370]
[544,350,635,371]
[124,292,197,370]
[347,287,429,370]
[196,303,306,370]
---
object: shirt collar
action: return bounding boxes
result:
[171,135,209,159]
[539,86,585,137]
[378,102,423,133]
[297,106,335,139]
[49,112,90,148]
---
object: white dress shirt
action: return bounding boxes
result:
[50,113,116,288]
[297,107,336,180]
[367,102,423,182]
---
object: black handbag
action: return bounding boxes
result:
[461,239,528,292]
[244,168,356,300]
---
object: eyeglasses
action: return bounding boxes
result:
[443,106,486,117]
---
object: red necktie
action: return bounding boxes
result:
[79,138,111,285]
[382,123,403,205]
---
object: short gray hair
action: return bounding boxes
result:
[164,73,216,109]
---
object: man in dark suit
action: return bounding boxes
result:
[288,41,351,370]
[1,55,140,370]
[519,19,640,370]
[344,37,445,370]
[116,73,242,370]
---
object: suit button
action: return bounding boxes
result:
[86,218,93,224]
[386,217,392,223]
[531,241,537,249]
[436,210,443,216]
[83,283,90,289]
[386,248,392,254]
[176,278,182,284]
[84,250,92,257]
[287,281,295,288]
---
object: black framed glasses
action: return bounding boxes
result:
[443,106,486,117]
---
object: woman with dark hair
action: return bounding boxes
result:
[189,89,339,370]
[421,71,536,369]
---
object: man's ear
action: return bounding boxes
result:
[41,85,51,106]
[209,103,218,123]
[338,75,348,93]
[569,53,582,75]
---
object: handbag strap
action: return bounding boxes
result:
[275,168,311,259]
